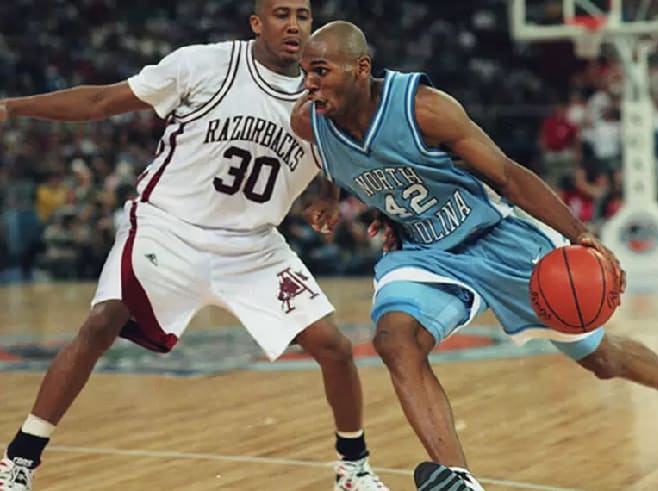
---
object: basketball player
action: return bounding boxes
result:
[291,21,658,491]
[0,4,390,491]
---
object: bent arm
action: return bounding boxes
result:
[415,86,588,242]
[291,97,315,143]
[2,82,151,122]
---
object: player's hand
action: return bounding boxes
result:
[368,211,400,252]
[303,198,340,234]
[0,101,8,122]
[577,232,626,299]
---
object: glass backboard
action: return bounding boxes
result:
[510,0,658,41]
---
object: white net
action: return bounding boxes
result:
[573,31,605,58]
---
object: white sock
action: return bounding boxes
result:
[21,414,56,439]
[336,429,364,439]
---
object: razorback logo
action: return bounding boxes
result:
[276,267,319,313]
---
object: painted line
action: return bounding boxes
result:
[248,340,558,372]
[37,444,585,491]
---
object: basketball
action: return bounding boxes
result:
[529,245,620,334]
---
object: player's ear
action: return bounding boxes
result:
[250,15,262,36]
[355,56,371,80]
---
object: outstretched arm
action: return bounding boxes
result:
[0,82,150,123]
[414,85,624,290]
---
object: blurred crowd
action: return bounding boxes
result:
[1,0,657,281]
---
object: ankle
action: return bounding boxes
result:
[6,415,56,468]
[22,414,55,439]
[335,429,369,461]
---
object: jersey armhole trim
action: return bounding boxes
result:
[310,107,333,182]
[405,73,450,159]
[310,144,322,170]
[173,41,241,123]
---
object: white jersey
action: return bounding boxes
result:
[128,40,320,231]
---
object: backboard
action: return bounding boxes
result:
[510,0,658,41]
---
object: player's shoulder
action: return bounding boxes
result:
[173,40,242,66]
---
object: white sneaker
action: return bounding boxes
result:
[0,454,34,491]
[334,456,389,490]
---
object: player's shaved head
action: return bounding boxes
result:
[254,0,267,15]
[309,21,370,63]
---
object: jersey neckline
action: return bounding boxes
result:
[246,40,305,102]
[325,70,394,156]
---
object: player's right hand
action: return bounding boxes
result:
[303,198,340,234]
[577,232,626,299]
[368,210,401,252]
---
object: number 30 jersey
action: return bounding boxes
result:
[128,40,320,231]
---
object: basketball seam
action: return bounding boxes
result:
[537,262,571,327]
[562,247,586,332]
[535,257,580,328]
[588,251,607,329]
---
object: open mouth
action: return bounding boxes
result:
[314,100,328,114]
[283,39,300,52]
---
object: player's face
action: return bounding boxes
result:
[251,0,312,64]
[301,42,360,118]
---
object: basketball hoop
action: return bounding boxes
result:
[566,15,607,59]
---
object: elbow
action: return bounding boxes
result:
[496,160,521,201]
[291,100,314,142]
[86,89,113,121]
[87,102,110,121]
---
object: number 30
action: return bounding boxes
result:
[214,146,281,203]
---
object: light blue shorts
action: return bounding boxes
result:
[371,216,605,361]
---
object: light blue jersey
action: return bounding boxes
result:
[310,70,604,360]
[311,70,514,251]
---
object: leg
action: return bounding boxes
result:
[554,329,658,388]
[295,316,362,433]
[371,281,472,468]
[374,311,466,468]
[295,316,389,491]
[30,301,129,423]
[1,300,129,491]
[372,282,488,490]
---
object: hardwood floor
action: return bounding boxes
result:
[1,279,656,490]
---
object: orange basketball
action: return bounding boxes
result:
[529,245,620,334]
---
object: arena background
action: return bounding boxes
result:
[2,2,658,490]
[4,0,655,283]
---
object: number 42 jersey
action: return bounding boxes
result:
[128,40,320,231]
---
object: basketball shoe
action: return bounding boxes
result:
[0,454,34,491]
[414,461,485,491]
[334,456,389,490]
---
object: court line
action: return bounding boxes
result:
[39,444,585,491]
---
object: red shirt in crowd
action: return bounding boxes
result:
[540,112,578,152]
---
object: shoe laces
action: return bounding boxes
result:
[452,468,484,491]
[0,459,33,491]
[335,457,389,490]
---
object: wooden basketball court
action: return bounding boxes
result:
[0,279,656,490]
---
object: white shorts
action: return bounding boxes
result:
[93,201,334,360]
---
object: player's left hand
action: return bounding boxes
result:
[368,211,400,252]
[577,232,626,299]
[303,198,340,234]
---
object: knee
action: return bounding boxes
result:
[372,329,399,363]
[78,303,127,353]
[373,314,425,370]
[577,341,620,380]
[302,320,354,366]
